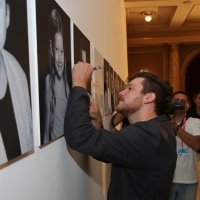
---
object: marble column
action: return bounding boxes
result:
[168,44,181,92]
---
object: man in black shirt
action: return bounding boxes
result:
[64,62,177,200]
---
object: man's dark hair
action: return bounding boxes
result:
[173,91,191,103]
[127,72,173,115]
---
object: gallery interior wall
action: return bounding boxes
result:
[128,46,168,80]
[0,0,128,200]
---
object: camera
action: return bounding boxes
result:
[169,102,185,115]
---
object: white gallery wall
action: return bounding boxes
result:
[0,0,128,199]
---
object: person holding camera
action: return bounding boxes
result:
[169,91,200,200]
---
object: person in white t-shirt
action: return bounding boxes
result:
[170,91,200,200]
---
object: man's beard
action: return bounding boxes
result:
[116,96,143,118]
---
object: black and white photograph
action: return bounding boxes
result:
[0,0,33,166]
[103,59,111,116]
[109,66,115,113]
[116,74,121,108]
[73,24,90,64]
[113,71,119,108]
[92,47,104,116]
[36,0,72,145]
[73,24,91,93]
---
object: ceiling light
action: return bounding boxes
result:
[141,11,156,22]
[145,15,152,22]
[183,1,191,4]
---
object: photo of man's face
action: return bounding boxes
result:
[0,0,33,166]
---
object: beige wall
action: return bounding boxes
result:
[0,1,128,200]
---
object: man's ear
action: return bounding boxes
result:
[49,40,53,57]
[6,4,10,29]
[144,93,156,104]
[186,102,191,111]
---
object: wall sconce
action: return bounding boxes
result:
[141,11,156,22]
[140,69,149,73]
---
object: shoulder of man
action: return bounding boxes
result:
[186,117,200,136]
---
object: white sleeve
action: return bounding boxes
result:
[186,117,200,136]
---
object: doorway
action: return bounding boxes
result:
[185,54,200,109]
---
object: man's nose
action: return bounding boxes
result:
[118,89,125,97]
[58,51,62,62]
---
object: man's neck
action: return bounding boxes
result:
[128,111,157,124]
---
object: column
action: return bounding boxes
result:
[168,44,181,92]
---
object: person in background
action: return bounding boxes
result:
[187,91,200,119]
[65,62,177,200]
[110,112,129,130]
[169,91,200,200]
[0,0,33,164]
[43,9,69,144]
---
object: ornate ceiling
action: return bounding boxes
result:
[125,0,200,47]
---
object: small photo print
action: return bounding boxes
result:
[104,59,112,116]
[92,47,104,116]
[73,24,91,94]
[109,66,115,113]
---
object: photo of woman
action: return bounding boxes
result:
[36,0,71,145]
[43,9,70,144]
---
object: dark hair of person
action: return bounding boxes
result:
[127,72,173,115]
[193,92,200,101]
[173,91,191,103]
[48,9,67,137]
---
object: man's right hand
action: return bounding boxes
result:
[72,62,93,89]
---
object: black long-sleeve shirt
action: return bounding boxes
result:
[64,87,177,200]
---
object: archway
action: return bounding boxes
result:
[185,54,200,109]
